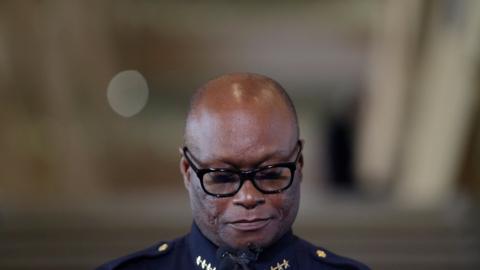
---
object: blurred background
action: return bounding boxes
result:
[1,1,479,269]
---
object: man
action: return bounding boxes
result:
[97,73,370,270]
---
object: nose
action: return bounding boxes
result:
[232,179,265,209]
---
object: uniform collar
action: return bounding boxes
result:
[187,222,298,270]
[255,228,298,269]
[188,223,219,269]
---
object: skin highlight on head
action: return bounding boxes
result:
[180,72,303,250]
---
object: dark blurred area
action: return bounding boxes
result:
[1,1,479,269]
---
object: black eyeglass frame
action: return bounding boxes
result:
[182,141,303,198]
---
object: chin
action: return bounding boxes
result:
[226,232,274,250]
[222,221,288,250]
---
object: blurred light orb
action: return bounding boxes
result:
[107,70,149,117]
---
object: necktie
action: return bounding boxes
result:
[216,244,262,270]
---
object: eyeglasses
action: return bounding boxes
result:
[182,141,302,198]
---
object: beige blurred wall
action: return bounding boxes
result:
[0,0,478,217]
[1,2,480,270]
[357,0,480,207]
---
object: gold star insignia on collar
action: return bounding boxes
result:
[270,259,289,270]
[196,255,216,270]
[316,249,327,258]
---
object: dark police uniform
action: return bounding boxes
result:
[97,223,370,270]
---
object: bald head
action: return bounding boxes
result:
[185,73,299,152]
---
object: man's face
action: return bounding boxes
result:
[180,104,303,249]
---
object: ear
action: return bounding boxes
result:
[297,139,305,181]
[179,147,191,191]
[298,139,305,168]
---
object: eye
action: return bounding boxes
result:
[256,168,283,180]
[207,172,239,183]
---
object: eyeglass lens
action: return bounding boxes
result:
[203,167,292,195]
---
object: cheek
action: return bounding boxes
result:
[272,183,300,221]
[190,181,227,227]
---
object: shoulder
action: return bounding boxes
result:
[96,236,188,270]
[295,237,371,270]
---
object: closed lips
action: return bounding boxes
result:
[231,218,270,223]
[229,218,272,231]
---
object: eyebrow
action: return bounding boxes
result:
[200,148,296,170]
[218,153,279,169]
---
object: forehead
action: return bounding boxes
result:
[189,105,297,165]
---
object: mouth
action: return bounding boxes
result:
[228,218,272,231]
